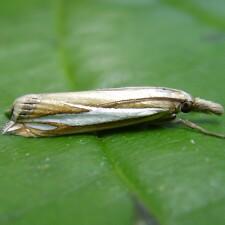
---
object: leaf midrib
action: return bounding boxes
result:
[54,1,225,225]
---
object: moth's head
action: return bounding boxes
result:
[180,98,224,115]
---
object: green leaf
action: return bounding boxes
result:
[0,0,225,225]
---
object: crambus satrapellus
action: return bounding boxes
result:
[2,87,225,138]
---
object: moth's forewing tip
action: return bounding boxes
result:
[2,121,19,135]
[1,121,35,137]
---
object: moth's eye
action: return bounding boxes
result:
[181,101,192,113]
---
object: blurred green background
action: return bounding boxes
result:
[0,0,225,225]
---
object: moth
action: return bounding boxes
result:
[2,87,225,138]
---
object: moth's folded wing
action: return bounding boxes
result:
[29,107,171,126]
[10,95,89,122]
[2,107,173,137]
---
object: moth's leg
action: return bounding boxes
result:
[176,118,225,139]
